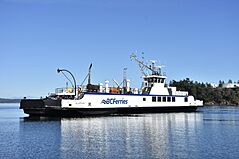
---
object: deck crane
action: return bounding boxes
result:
[130,53,163,76]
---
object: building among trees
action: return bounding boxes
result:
[170,78,239,106]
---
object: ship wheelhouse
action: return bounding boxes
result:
[142,75,167,95]
[143,76,166,86]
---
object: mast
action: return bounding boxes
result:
[88,63,93,85]
[123,68,127,93]
[130,53,162,76]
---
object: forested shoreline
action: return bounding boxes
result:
[0,98,20,103]
[170,78,239,106]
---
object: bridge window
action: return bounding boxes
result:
[153,78,157,83]
[158,96,161,102]
[167,97,171,102]
[172,97,176,102]
[184,97,188,102]
[161,79,165,83]
[163,97,166,102]
[152,97,156,102]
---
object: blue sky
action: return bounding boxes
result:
[1,0,239,98]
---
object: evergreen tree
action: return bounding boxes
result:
[170,79,239,106]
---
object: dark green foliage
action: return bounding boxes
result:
[218,80,224,87]
[170,78,239,106]
[228,79,233,84]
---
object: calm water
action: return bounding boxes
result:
[1,104,239,159]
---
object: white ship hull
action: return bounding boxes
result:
[62,93,203,109]
[21,93,203,117]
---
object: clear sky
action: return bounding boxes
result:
[1,0,239,98]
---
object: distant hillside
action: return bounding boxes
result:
[0,98,21,103]
[170,78,239,106]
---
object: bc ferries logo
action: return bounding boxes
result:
[101,98,128,104]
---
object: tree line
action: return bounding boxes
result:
[0,98,21,103]
[170,78,239,106]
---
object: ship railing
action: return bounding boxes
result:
[55,87,76,95]
[79,85,140,94]
[79,85,88,92]
[55,86,141,95]
[173,91,188,96]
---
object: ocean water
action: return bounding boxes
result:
[0,104,239,159]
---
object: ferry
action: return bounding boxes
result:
[20,54,203,116]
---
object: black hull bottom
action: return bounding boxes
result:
[22,106,202,117]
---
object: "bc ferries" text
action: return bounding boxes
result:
[101,98,128,104]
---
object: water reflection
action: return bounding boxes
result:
[18,113,203,159]
[21,116,62,122]
[15,107,239,159]
[58,113,203,159]
[203,106,239,126]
